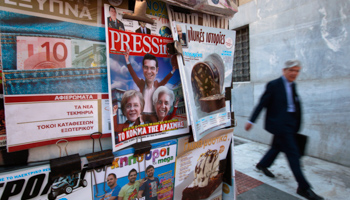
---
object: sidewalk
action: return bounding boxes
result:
[234,136,350,200]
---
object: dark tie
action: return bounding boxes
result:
[291,83,296,104]
[292,83,300,117]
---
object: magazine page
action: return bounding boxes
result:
[91,139,177,200]
[103,4,189,151]
[0,164,93,200]
[172,22,235,141]
[1,1,111,152]
[174,128,233,200]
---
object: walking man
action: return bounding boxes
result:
[245,60,324,200]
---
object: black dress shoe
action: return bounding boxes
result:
[297,188,324,200]
[256,164,275,178]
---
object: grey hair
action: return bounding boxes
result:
[285,60,301,69]
[152,86,175,107]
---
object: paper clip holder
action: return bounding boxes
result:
[49,139,81,180]
[85,132,114,169]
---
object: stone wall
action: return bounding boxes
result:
[229,0,350,166]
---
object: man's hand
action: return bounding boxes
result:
[137,192,143,199]
[113,105,118,115]
[245,122,253,131]
[124,48,130,63]
[174,97,179,107]
[139,177,146,186]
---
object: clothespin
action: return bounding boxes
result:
[123,0,154,24]
[167,41,185,66]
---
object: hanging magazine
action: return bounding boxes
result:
[103,4,189,151]
[91,139,177,200]
[174,128,233,200]
[0,164,92,200]
[171,22,235,141]
[1,2,110,152]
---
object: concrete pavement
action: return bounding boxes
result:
[234,136,350,200]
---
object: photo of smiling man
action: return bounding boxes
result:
[118,169,145,200]
[138,165,160,200]
[123,49,178,121]
[101,173,121,200]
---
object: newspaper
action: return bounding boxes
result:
[174,128,233,200]
[103,4,189,151]
[0,164,92,200]
[171,22,235,141]
[91,139,177,200]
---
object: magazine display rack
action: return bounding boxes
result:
[0,0,237,199]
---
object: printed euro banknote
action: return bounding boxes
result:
[17,36,106,70]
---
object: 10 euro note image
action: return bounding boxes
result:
[17,36,106,70]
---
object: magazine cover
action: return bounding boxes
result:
[103,4,189,151]
[0,164,92,200]
[174,128,233,200]
[171,22,235,141]
[0,1,111,152]
[91,139,177,200]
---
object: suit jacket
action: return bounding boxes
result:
[107,17,125,31]
[178,33,187,46]
[249,77,302,134]
[135,27,151,34]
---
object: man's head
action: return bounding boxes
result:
[128,168,138,184]
[139,22,146,28]
[142,54,159,84]
[283,60,301,82]
[107,173,117,188]
[146,165,155,178]
[109,6,117,18]
[153,86,174,121]
[176,25,183,39]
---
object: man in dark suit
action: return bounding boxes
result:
[176,24,187,46]
[107,5,125,31]
[245,60,324,200]
[135,22,151,34]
